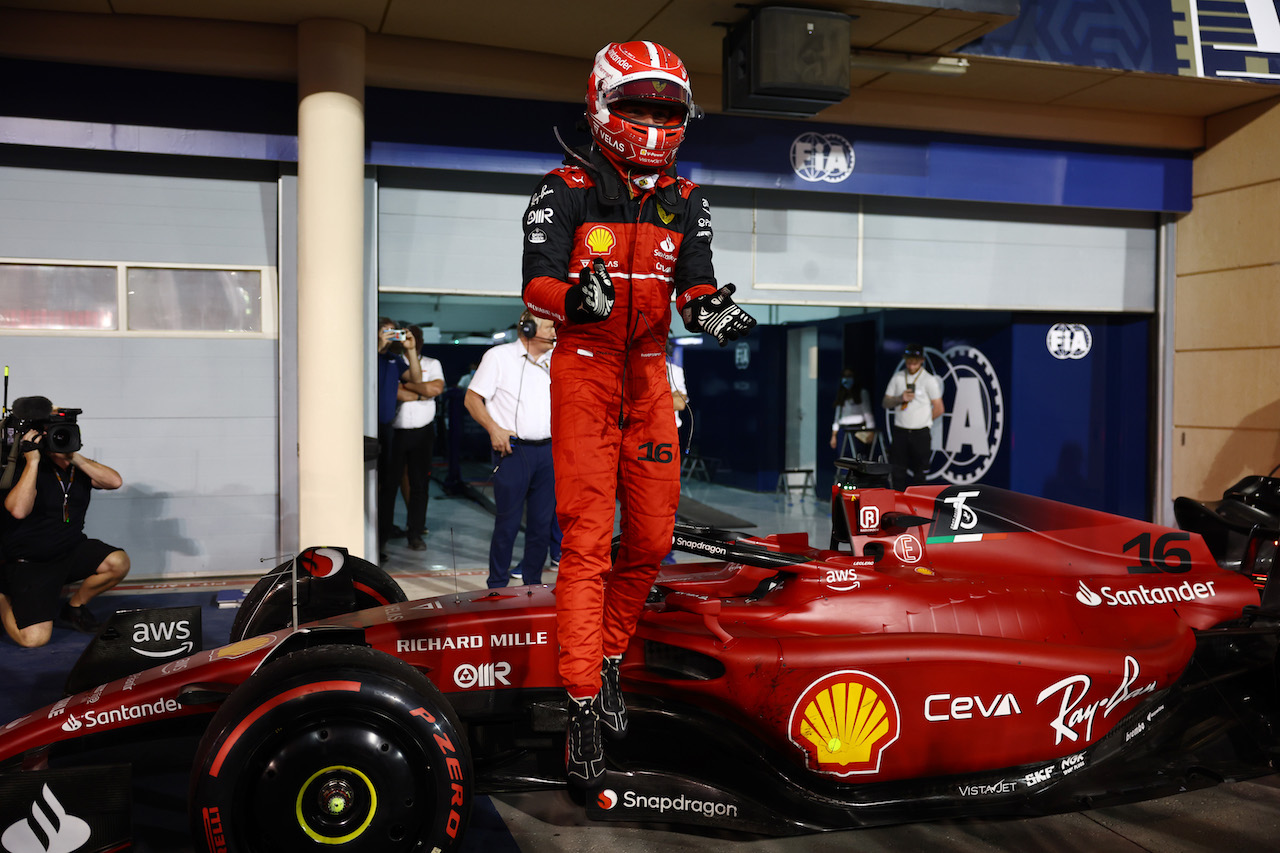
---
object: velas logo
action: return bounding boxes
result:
[788,670,900,776]
[585,226,616,255]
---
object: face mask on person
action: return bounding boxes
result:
[841,377,854,389]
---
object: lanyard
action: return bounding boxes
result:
[54,465,75,523]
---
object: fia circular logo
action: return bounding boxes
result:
[790,132,855,183]
[888,345,1005,485]
[1046,323,1092,360]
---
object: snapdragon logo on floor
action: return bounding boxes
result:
[598,788,739,819]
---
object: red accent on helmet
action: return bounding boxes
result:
[586,41,695,170]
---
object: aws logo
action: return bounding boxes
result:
[585,226,616,255]
[788,670,900,776]
[889,344,1005,485]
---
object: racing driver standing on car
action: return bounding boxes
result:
[522,41,756,785]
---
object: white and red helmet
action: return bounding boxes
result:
[586,41,696,170]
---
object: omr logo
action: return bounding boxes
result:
[788,670,900,777]
[585,226,616,255]
[597,789,618,810]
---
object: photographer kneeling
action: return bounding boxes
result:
[1,396,129,647]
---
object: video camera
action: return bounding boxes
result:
[2,408,83,456]
[1,369,84,489]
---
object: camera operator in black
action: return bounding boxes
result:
[1,396,129,647]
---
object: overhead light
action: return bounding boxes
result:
[849,49,969,77]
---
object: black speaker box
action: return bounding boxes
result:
[723,7,852,116]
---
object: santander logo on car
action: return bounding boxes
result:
[1075,580,1218,608]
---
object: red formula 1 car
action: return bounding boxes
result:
[1,461,1278,852]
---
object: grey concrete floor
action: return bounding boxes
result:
[380,474,1280,852]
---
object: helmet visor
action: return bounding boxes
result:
[604,79,693,126]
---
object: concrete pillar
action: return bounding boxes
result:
[296,19,367,554]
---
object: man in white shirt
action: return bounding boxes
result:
[389,325,446,551]
[882,343,944,489]
[465,311,557,587]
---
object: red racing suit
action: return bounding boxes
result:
[522,147,717,697]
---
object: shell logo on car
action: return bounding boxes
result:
[585,226,616,255]
[788,670,900,777]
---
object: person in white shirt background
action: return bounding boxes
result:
[882,343,944,489]
[390,324,446,551]
[465,311,557,588]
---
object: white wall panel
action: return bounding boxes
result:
[378,175,1157,313]
[0,160,279,578]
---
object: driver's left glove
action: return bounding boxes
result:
[680,283,757,346]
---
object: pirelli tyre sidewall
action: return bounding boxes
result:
[229,559,408,642]
[189,645,472,853]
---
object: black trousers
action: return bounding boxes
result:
[379,422,436,543]
[889,425,932,489]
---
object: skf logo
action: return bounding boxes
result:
[585,226,616,255]
[788,670,900,776]
[2,784,91,853]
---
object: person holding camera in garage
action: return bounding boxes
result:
[882,343,944,489]
[376,318,423,559]
[0,396,129,647]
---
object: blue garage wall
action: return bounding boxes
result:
[681,326,788,493]
[814,310,1153,519]
[1008,315,1150,518]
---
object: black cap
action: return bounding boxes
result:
[903,343,924,358]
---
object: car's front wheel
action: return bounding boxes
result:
[189,644,471,852]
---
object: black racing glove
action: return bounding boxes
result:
[681,283,757,346]
[565,258,615,324]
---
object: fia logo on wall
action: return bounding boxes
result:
[889,345,1005,485]
[1046,323,1092,360]
[790,132,855,183]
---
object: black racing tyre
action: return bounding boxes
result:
[229,558,408,643]
[189,644,471,853]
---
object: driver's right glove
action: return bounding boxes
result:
[565,258,615,324]
[681,283,757,346]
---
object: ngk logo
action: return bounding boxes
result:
[453,662,511,689]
